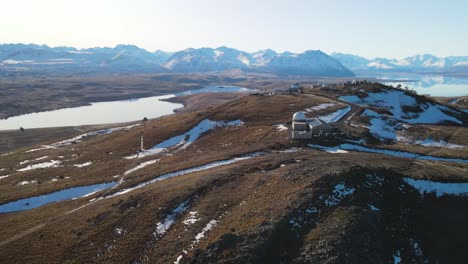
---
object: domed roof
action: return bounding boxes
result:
[293,111,306,121]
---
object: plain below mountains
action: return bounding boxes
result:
[0,44,353,77]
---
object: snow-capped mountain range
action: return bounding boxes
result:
[331,53,468,74]
[1,43,467,76]
[0,44,353,76]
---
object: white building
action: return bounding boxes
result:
[291,111,338,139]
[289,82,302,93]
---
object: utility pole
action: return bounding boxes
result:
[140,132,144,151]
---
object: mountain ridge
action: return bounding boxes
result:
[0,44,354,77]
[331,52,468,74]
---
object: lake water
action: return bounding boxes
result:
[0,85,251,131]
[366,74,468,97]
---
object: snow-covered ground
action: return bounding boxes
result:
[316,105,351,123]
[360,108,464,147]
[126,119,243,159]
[404,178,468,197]
[340,90,462,124]
[0,174,10,180]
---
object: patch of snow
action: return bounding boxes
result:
[126,119,243,159]
[277,148,301,153]
[393,250,401,264]
[19,160,30,165]
[453,61,468,67]
[410,239,424,258]
[339,143,468,163]
[0,175,10,180]
[194,219,218,243]
[115,227,125,235]
[214,50,224,59]
[409,104,461,124]
[19,156,51,165]
[305,103,336,112]
[368,204,380,211]
[289,219,301,228]
[124,159,159,175]
[69,51,93,54]
[308,144,349,154]
[404,178,468,197]
[367,61,393,69]
[25,145,56,153]
[155,200,189,237]
[305,207,319,214]
[237,54,251,65]
[368,117,397,140]
[2,59,35,64]
[273,124,288,131]
[362,109,380,117]
[174,255,183,264]
[73,161,92,168]
[18,180,37,186]
[316,106,351,123]
[413,139,463,149]
[321,183,355,206]
[18,160,61,172]
[182,211,200,226]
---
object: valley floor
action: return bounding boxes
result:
[0,81,467,263]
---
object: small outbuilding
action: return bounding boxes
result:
[289,82,303,93]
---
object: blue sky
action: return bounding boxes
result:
[1,0,467,58]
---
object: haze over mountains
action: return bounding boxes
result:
[1,43,467,77]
